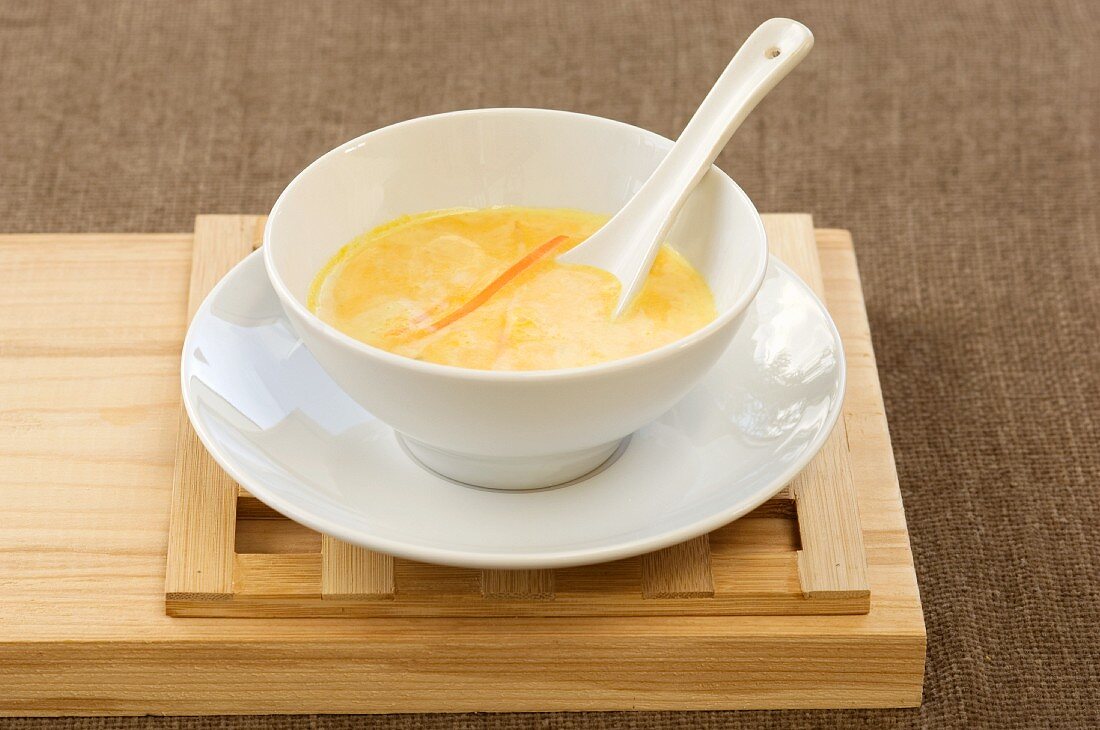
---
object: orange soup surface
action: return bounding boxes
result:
[309,207,717,371]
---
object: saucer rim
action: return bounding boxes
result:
[180,250,847,569]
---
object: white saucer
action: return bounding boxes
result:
[182,251,845,569]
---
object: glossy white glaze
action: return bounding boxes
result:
[182,252,845,569]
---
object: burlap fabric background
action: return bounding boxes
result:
[2,0,1097,727]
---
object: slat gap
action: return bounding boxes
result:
[234,553,321,598]
[480,570,555,600]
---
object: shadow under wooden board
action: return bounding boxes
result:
[165,214,869,618]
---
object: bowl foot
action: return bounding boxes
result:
[397,434,627,491]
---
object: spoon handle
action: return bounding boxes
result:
[563,18,813,316]
[647,19,814,212]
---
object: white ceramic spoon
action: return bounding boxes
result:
[558,18,814,316]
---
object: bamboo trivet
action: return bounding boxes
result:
[165,214,869,618]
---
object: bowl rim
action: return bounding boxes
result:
[262,107,769,382]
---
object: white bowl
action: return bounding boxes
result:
[263,109,768,490]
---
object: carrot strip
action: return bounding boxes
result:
[421,235,568,334]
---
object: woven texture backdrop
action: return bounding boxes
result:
[1,0,1098,727]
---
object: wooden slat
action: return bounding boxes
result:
[168,550,868,617]
[641,535,715,598]
[321,536,395,600]
[764,215,870,600]
[480,569,555,600]
[164,215,265,601]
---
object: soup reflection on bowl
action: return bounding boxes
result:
[308,206,717,371]
[264,109,768,489]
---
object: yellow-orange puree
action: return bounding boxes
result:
[309,207,717,371]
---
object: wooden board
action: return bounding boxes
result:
[164,214,869,618]
[0,216,926,714]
